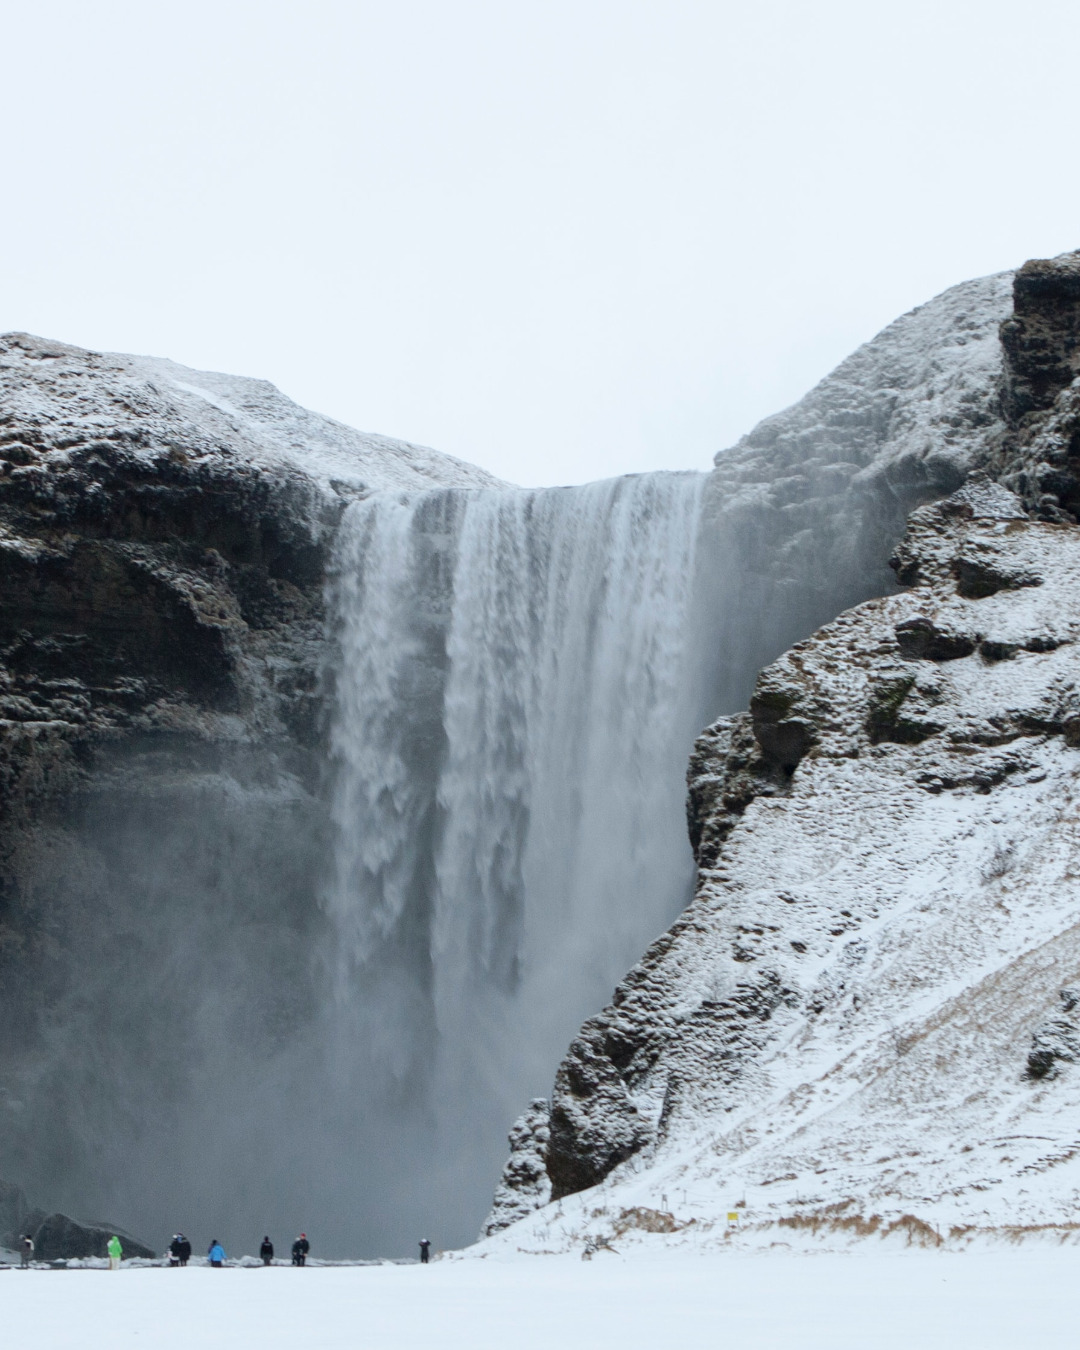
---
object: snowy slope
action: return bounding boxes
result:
[713,269,1011,493]
[0,332,501,505]
[697,269,1014,712]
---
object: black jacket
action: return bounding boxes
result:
[260,1239,274,1260]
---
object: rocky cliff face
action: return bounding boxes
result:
[484,250,1080,1249]
[0,333,495,1230]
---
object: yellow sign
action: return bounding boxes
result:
[727,1212,739,1223]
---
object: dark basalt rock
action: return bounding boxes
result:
[894,617,976,662]
[995,250,1080,521]
[1000,252,1080,423]
[1,1177,153,1260]
[30,1212,155,1262]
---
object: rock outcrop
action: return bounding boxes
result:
[994,252,1080,521]
[481,1099,552,1237]
[1,1177,153,1261]
[487,249,1080,1247]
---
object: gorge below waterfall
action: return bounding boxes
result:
[0,267,1009,1256]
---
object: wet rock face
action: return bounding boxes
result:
[30,1213,156,1262]
[0,339,338,1084]
[0,334,340,859]
[0,1176,154,1259]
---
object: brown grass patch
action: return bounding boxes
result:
[612,1207,683,1237]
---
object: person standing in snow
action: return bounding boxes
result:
[259,1235,274,1265]
[167,1234,182,1267]
[107,1234,123,1270]
[291,1233,309,1266]
[418,1239,431,1264]
[176,1233,191,1266]
[207,1239,226,1267]
[20,1234,33,1268]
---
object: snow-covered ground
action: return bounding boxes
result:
[5,1249,1079,1349]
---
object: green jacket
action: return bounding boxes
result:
[107,1235,123,1260]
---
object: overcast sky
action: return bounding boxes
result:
[3,1,1079,486]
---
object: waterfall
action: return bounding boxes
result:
[323,471,711,1243]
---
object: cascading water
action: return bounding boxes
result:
[323,471,715,1246]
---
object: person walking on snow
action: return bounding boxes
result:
[176,1233,191,1266]
[291,1233,309,1266]
[20,1234,33,1268]
[418,1239,431,1264]
[208,1239,226,1267]
[107,1235,123,1270]
[259,1236,274,1265]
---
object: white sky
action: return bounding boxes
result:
[3,0,1078,487]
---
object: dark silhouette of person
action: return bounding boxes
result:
[176,1234,192,1266]
[291,1233,309,1266]
[418,1238,431,1264]
[20,1234,33,1268]
[260,1236,274,1265]
[168,1234,182,1267]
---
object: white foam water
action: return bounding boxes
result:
[323,471,711,1239]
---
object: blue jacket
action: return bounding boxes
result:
[208,1243,226,1263]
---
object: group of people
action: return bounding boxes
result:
[165,1232,311,1267]
[16,1229,433,1268]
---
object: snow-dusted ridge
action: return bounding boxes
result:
[0,331,501,504]
[697,268,1014,713]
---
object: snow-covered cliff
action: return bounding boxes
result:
[483,251,1080,1252]
[697,267,1012,710]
